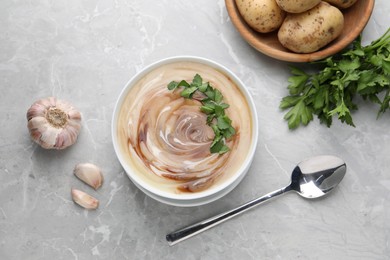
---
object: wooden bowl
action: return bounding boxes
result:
[225,0,375,62]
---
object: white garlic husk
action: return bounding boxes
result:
[74,163,104,190]
[71,189,99,210]
[26,97,81,150]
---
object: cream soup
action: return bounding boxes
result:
[117,61,252,194]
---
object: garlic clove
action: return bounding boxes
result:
[74,163,104,190]
[71,189,99,210]
[26,97,81,150]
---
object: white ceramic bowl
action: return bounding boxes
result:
[112,56,258,207]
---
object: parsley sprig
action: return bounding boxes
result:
[167,74,236,154]
[280,27,390,129]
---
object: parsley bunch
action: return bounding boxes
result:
[280,28,390,129]
[167,74,236,154]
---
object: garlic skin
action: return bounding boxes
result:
[74,163,104,190]
[71,189,99,210]
[27,97,81,149]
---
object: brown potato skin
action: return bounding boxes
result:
[277,1,344,53]
[236,0,286,33]
[275,0,321,13]
[323,0,358,9]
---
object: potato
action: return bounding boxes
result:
[236,0,285,33]
[277,1,344,53]
[323,0,358,9]
[275,0,321,13]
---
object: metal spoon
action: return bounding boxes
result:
[166,155,346,246]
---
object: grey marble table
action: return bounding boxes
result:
[1,0,389,259]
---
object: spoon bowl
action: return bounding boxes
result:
[166,155,346,245]
[289,155,346,199]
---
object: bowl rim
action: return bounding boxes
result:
[225,0,375,62]
[111,55,259,203]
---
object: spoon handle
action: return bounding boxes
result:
[166,186,291,246]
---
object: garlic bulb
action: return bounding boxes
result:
[74,163,104,190]
[26,97,81,149]
[71,189,99,210]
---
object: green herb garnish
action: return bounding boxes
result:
[167,74,235,154]
[280,28,390,129]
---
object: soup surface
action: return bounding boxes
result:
[117,61,253,194]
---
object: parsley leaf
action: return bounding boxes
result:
[167,74,235,154]
[280,27,390,129]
